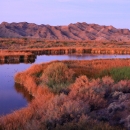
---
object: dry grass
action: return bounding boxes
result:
[0,38,130,50]
[1,38,130,56]
[64,59,130,78]
[0,51,33,56]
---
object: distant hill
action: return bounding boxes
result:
[0,22,130,41]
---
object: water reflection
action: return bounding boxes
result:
[14,83,34,103]
[67,54,130,60]
[0,59,35,64]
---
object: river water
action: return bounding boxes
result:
[1,54,130,115]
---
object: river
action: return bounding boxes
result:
[1,54,130,115]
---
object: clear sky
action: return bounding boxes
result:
[0,0,130,29]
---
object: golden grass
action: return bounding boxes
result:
[0,37,130,50]
[1,37,130,56]
[0,51,33,56]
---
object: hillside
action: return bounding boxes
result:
[0,22,130,41]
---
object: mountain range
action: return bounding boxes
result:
[0,22,130,41]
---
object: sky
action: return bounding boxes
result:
[0,0,130,29]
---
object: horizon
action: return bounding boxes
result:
[0,0,130,29]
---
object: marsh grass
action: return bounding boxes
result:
[98,67,130,82]
[96,69,110,78]
[110,67,130,82]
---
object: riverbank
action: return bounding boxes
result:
[0,38,130,49]
[14,59,130,95]
[1,54,130,116]
[2,47,130,64]
[22,47,130,55]
[1,38,130,64]
[3,47,130,56]
[13,59,130,96]
[0,51,36,64]
[1,59,130,129]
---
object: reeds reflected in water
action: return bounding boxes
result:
[14,83,34,103]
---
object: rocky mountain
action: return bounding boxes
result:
[0,22,130,41]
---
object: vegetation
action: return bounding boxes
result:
[98,67,130,82]
[0,51,36,64]
[2,60,130,129]
[0,38,130,50]
[0,75,127,130]
[41,62,75,93]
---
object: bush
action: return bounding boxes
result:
[69,76,106,110]
[108,102,125,114]
[40,62,75,93]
